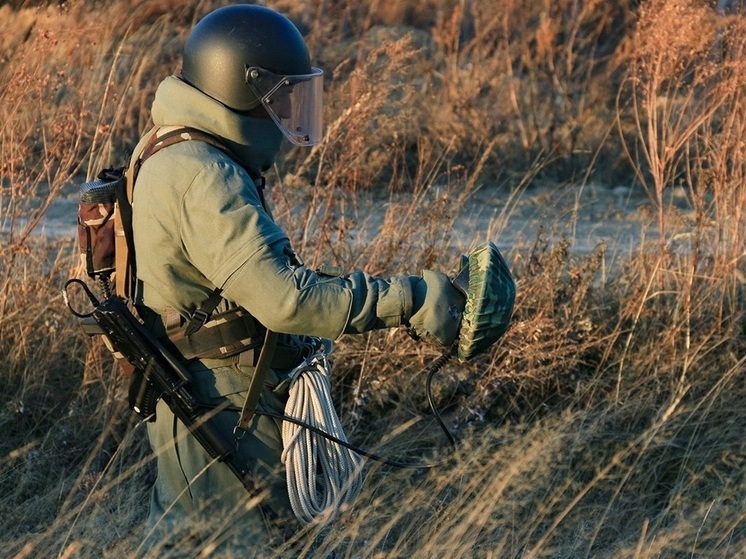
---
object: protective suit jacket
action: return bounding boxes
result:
[132,77,414,344]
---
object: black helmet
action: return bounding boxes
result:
[182,4,324,146]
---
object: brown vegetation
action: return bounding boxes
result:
[1,0,744,557]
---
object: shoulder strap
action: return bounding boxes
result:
[114,126,236,299]
[117,127,278,424]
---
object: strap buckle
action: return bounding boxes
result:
[185,308,210,336]
[233,425,247,441]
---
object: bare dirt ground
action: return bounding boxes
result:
[452,182,694,255]
[316,181,695,263]
[5,180,695,267]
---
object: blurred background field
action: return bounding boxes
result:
[1,0,744,557]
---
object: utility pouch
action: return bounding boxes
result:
[76,169,124,279]
[167,307,266,361]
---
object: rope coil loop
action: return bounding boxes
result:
[281,353,364,525]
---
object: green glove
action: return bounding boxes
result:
[406,270,466,350]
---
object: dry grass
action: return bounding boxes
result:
[1,0,745,558]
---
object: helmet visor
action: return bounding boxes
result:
[246,66,324,146]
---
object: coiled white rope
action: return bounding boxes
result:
[281,353,364,525]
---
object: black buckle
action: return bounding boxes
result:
[185,309,210,337]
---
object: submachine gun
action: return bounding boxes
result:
[63,277,257,492]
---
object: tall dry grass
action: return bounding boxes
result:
[1,0,744,558]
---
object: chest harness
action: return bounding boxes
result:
[121,127,292,436]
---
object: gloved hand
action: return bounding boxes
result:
[406,270,466,350]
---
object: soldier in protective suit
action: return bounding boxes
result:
[133,4,475,554]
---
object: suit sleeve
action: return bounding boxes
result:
[179,159,414,339]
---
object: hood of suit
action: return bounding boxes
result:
[150,75,284,173]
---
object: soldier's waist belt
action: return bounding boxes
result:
[165,307,305,369]
[168,308,260,360]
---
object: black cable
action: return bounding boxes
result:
[254,408,437,469]
[425,350,457,448]
[235,347,459,470]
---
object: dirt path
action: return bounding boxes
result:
[5,182,695,262]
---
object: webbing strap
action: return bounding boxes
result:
[116,126,241,299]
[237,330,279,432]
[138,126,233,166]
[184,287,224,337]
[119,126,261,323]
[168,307,264,360]
[118,126,276,373]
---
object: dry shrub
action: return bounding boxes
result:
[422,0,637,182]
[277,0,640,189]
[0,237,151,558]
[294,31,430,193]
[619,0,746,255]
[0,1,197,254]
[460,235,608,418]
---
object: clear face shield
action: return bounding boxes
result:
[245,66,324,146]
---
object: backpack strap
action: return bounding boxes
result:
[116,127,274,351]
[115,126,250,299]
